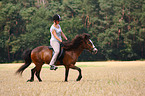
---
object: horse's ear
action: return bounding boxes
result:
[82,33,91,40]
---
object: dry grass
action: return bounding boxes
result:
[0,61,145,96]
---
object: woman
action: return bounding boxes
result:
[49,14,68,70]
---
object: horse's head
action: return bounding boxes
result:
[82,33,98,54]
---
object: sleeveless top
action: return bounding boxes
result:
[50,24,62,42]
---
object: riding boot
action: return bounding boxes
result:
[50,65,58,70]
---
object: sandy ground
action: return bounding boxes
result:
[0,61,145,96]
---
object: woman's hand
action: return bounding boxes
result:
[65,37,68,41]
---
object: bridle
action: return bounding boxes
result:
[84,39,96,53]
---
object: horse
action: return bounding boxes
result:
[16,33,98,82]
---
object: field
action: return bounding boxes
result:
[0,61,145,96]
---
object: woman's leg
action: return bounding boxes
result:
[49,41,60,70]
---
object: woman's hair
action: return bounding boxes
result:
[62,33,90,51]
[53,14,61,21]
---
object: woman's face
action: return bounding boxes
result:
[54,20,60,24]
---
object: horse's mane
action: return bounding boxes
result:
[62,33,90,51]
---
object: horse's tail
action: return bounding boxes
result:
[16,49,32,75]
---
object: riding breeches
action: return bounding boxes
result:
[49,41,60,66]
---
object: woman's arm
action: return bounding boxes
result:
[61,31,68,40]
[52,30,62,42]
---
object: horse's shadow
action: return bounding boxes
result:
[41,79,101,83]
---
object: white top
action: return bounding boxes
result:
[50,24,62,42]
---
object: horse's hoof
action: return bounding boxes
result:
[39,80,42,82]
[27,79,34,82]
[76,76,82,81]
[64,80,68,82]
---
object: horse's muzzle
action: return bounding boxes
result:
[92,48,98,54]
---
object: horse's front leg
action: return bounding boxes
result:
[64,66,69,82]
[70,65,82,81]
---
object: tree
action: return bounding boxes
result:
[0,3,23,62]
[0,0,145,62]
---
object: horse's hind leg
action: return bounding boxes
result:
[35,65,42,82]
[64,66,70,82]
[27,67,36,82]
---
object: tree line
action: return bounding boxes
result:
[0,0,145,63]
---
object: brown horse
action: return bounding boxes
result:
[16,33,98,82]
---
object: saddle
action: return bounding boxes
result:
[48,43,65,64]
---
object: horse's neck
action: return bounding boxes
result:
[76,47,84,56]
[64,45,84,64]
[70,45,84,57]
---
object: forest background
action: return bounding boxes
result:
[0,0,145,63]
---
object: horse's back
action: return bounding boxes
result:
[31,46,53,64]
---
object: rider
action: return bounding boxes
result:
[49,14,68,70]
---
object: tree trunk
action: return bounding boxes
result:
[7,46,10,61]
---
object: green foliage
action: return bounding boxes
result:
[0,0,145,63]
